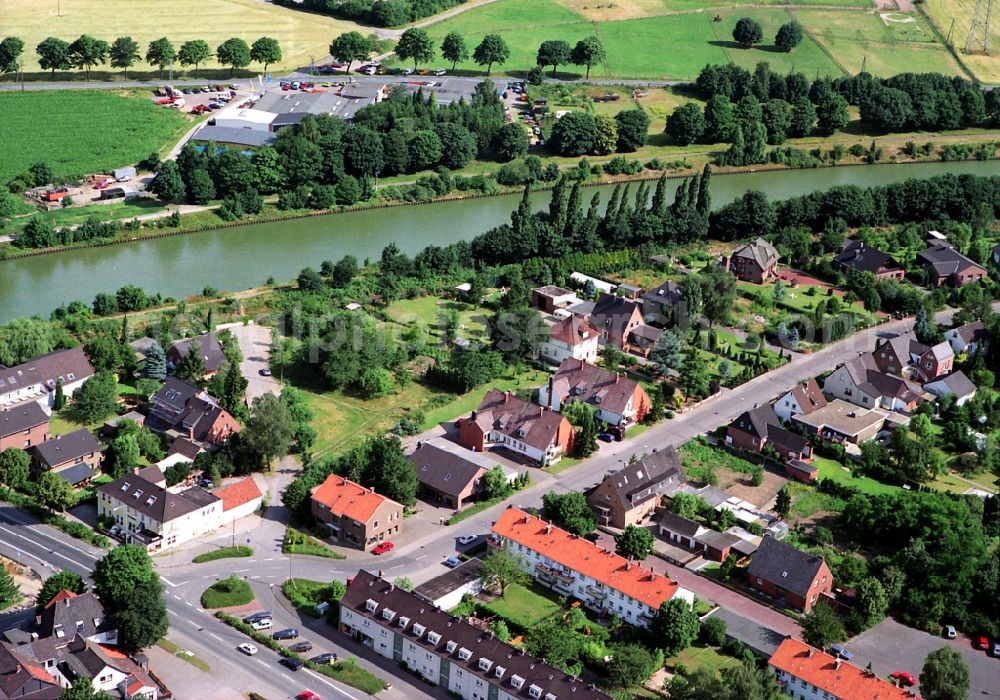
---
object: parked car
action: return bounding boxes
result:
[598,433,614,443]
[279,657,305,672]
[297,692,321,700]
[250,618,273,631]
[976,636,990,650]
[372,541,394,555]
[289,641,313,653]
[259,368,272,376]
[443,556,462,568]
[272,628,299,640]
[944,625,957,638]
[237,643,258,656]
[992,641,1000,657]
[243,611,272,624]
[401,68,414,75]
[829,644,853,661]
[889,671,916,687]
[458,535,477,545]
[433,69,447,76]
[608,425,624,441]
[310,652,339,665]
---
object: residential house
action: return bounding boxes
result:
[530,285,578,314]
[912,341,954,382]
[340,570,612,700]
[412,559,485,612]
[539,358,651,429]
[729,238,779,283]
[148,378,240,447]
[97,469,223,552]
[57,639,158,699]
[769,638,913,700]
[746,537,832,612]
[490,507,693,627]
[539,316,600,365]
[641,280,684,325]
[626,324,663,357]
[833,240,904,281]
[0,347,95,412]
[917,243,988,287]
[773,379,826,424]
[0,403,49,451]
[590,294,643,349]
[213,476,264,521]
[154,437,203,471]
[32,429,102,486]
[924,370,977,407]
[823,354,923,412]
[791,399,893,445]
[726,405,813,462]
[166,333,226,377]
[588,448,686,528]
[944,320,988,355]
[36,591,117,646]
[457,389,574,467]
[407,441,492,510]
[657,511,745,563]
[871,331,924,376]
[0,643,61,699]
[310,475,403,550]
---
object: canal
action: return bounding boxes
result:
[0,160,995,322]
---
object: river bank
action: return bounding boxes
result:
[3,154,997,263]
[0,159,994,323]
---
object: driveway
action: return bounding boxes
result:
[848,618,1000,697]
[224,323,281,402]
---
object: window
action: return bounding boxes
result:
[510,676,525,690]
[365,599,378,613]
[412,623,425,638]
[381,609,396,622]
[446,641,457,654]
[398,616,410,628]
[373,520,378,528]
[458,648,472,661]
[528,685,543,699]
[427,631,441,645]
[495,666,506,678]
[478,658,493,672]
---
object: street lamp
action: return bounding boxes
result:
[269,583,275,612]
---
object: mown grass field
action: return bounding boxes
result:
[0,91,191,183]
[2,0,360,78]
[922,0,1000,82]
[710,9,844,77]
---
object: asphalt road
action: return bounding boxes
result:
[226,323,282,403]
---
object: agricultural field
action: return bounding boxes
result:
[922,0,1000,83]
[2,0,360,79]
[711,9,843,77]
[0,90,191,183]
[795,9,965,77]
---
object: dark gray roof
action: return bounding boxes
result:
[55,463,95,485]
[766,425,810,455]
[33,429,100,470]
[167,333,226,372]
[704,608,786,658]
[0,643,60,699]
[0,403,48,437]
[407,443,488,499]
[746,536,827,597]
[97,471,219,524]
[925,370,977,399]
[658,510,702,538]
[413,558,485,604]
[591,293,641,324]
[343,570,611,700]
[190,126,276,148]
[732,238,778,270]
[834,240,902,275]
[151,377,199,413]
[730,405,779,440]
[917,243,984,277]
[694,529,741,551]
[37,592,110,641]
[641,280,684,308]
[604,448,685,511]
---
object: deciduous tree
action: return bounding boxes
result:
[480,548,530,596]
[541,492,596,535]
[775,22,803,52]
[35,472,74,512]
[651,598,699,654]
[733,17,763,48]
[920,647,969,700]
[440,32,468,71]
[329,32,373,74]
[109,37,139,79]
[36,37,70,77]
[0,448,30,490]
[570,37,605,79]
[800,600,847,649]
[216,37,251,78]
[73,371,118,422]
[68,35,109,79]
[473,34,509,75]
[250,36,282,74]
[244,392,295,467]
[395,28,434,69]
[177,39,211,78]
[36,570,86,612]
[115,577,168,651]
[536,39,571,77]
[0,37,24,75]
[615,525,654,561]
[666,103,706,145]
[145,37,176,79]
[615,108,649,152]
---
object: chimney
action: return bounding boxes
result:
[615,373,620,384]
[835,659,841,670]
[807,648,813,658]
[547,375,555,407]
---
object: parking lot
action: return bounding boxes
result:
[847,618,1000,697]
[150,83,250,115]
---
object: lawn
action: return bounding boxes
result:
[4,199,166,235]
[927,470,999,496]
[2,0,362,79]
[787,482,847,519]
[283,526,346,559]
[922,0,1000,83]
[710,9,845,77]
[665,643,740,675]
[482,583,562,628]
[598,15,730,80]
[418,368,546,429]
[383,297,488,341]
[812,455,902,496]
[679,438,761,478]
[192,545,253,564]
[200,576,254,609]
[0,91,191,183]
[796,8,965,78]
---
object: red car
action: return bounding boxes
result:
[296,692,321,700]
[372,541,394,555]
[889,671,916,687]
[94,180,113,190]
[976,636,989,650]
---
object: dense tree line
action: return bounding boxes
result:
[275,0,461,28]
[667,62,1000,158]
[21,34,281,78]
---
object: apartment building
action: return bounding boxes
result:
[489,507,692,628]
[769,638,915,700]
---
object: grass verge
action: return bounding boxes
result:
[156,638,211,672]
[192,545,253,564]
[283,526,346,559]
[200,575,254,609]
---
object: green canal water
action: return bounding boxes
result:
[1,161,996,321]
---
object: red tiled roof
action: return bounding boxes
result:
[310,475,400,524]
[215,476,262,511]
[492,507,679,609]
[44,589,78,608]
[549,316,599,346]
[769,639,918,700]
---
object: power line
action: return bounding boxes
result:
[964,0,994,54]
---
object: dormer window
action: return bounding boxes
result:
[510,675,525,689]
[529,684,543,699]
[412,623,425,638]
[145,496,157,506]
[494,666,506,678]
[132,490,143,499]
[478,658,493,671]
[446,641,457,654]
[398,616,410,628]
[458,647,472,661]
[365,599,378,613]
[120,482,130,492]
[381,609,396,622]
[545,694,557,700]
[427,631,441,645]
[54,625,65,638]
